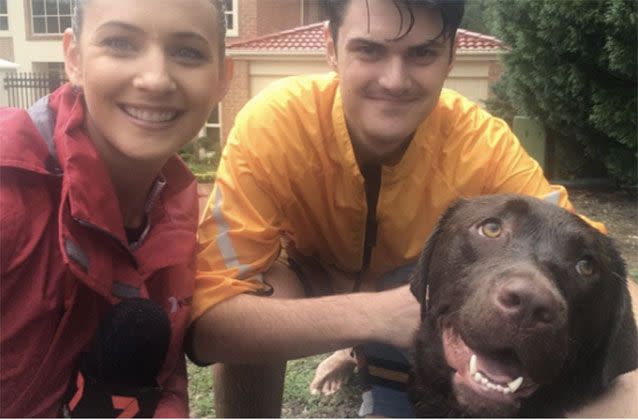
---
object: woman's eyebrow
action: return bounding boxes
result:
[95,20,143,34]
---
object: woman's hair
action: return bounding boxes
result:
[325,0,465,45]
[71,0,227,57]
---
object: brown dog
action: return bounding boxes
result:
[409,194,637,417]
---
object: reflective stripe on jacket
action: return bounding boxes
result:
[0,84,197,417]
[193,72,603,321]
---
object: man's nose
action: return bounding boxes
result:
[378,56,412,92]
[133,48,176,93]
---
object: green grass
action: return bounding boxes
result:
[187,354,363,418]
[186,161,216,183]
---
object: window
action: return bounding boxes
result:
[223,0,238,37]
[0,0,8,31]
[32,61,66,75]
[31,0,76,35]
[204,105,221,145]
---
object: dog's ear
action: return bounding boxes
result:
[601,281,638,385]
[409,226,438,312]
[410,199,466,316]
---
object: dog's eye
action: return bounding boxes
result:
[479,220,502,238]
[576,258,596,276]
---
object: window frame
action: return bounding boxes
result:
[204,104,222,144]
[26,0,76,39]
[224,0,238,37]
[0,0,9,32]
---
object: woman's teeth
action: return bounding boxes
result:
[123,106,177,122]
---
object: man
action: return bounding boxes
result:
[188,0,638,417]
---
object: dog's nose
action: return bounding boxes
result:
[495,277,560,329]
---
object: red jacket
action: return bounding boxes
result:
[0,84,197,417]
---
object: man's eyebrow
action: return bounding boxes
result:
[407,39,447,51]
[171,31,211,44]
[346,37,383,47]
[346,37,446,50]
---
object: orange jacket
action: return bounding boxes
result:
[193,72,602,321]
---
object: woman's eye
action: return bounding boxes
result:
[576,258,595,276]
[479,220,502,238]
[103,37,133,52]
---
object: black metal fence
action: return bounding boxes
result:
[3,72,68,109]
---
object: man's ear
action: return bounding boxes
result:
[63,28,83,87]
[323,22,338,71]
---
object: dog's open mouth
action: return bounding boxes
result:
[442,325,540,405]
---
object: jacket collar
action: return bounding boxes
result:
[330,79,434,186]
[47,84,196,247]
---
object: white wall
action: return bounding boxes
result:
[4,1,65,71]
[244,53,498,106]
[0,66,17,106]
[249,59,329,95]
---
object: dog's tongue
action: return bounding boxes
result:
[475,352,522,384]
[443,326,531,390]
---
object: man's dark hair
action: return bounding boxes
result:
[324,0,466,46]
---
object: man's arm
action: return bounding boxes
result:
[190,281,419,364]
[567,280,638,417]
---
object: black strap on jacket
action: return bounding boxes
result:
[353,163,382,292]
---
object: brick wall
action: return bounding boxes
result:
[302,0,328,25]
[230,0,302,43]
[257,0,301,35]
[221,0,304,145]
[221,59,250,146]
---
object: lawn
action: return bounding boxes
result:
[188,354,363,418]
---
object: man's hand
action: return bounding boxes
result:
[368,284,421,349]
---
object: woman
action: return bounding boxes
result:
[0,0,232,416]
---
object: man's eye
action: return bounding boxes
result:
[410,48,437,64]
[478,219,502,238]
[356,45,382,58]
[174,47,205,61]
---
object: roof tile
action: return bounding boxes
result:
[228,22,504,52]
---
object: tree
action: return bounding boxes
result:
[460,0,497,35]
[485,0,637,184]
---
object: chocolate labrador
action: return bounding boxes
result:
[409,194,637,417]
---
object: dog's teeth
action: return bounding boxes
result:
[469,354,478,376]
[480,377,488,385]
[508,376,524,393]
[473,372,482,383]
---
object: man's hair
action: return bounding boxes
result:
[324,0,466,46]
[72,0,227,58]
